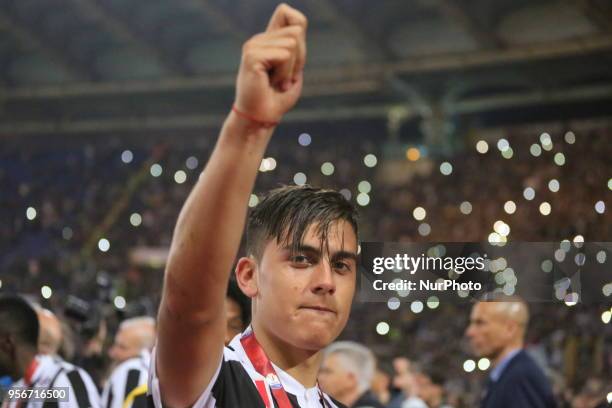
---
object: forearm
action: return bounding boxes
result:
[162,111,274,321]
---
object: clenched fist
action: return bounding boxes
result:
[234,3,307,125]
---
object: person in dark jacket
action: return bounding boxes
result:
[466,297,557,408]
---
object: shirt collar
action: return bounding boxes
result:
[489,348,521,382]
[229,328,322,399]
[28,354,54,385]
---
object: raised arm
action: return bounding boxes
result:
[155,4,307,407]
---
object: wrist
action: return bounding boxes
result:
[231,104,280,129]
[221,109,275,147]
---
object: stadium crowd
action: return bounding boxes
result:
[1,120,610,407]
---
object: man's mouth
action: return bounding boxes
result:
[299,305,336,314]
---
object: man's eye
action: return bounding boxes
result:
[291,255,310,264]
[333,261,352,272]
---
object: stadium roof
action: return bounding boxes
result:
[1,0,611,135]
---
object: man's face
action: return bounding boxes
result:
[255,220,357,351]
[318,353,355,400]
[225,298,244,345]
[108,328,141,364]
[466,302,510,359]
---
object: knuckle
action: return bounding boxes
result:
[243,34,263,51]
[241,49,256,63]
[242,40,253,53]
[290,25,304,37]
[287,37,298,49]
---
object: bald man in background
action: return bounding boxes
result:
[102,317,155,408]
[466,298,556,408]
[36,308,63,356]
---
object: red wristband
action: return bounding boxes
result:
[231,105,279,128]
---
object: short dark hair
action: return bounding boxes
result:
[227,278,251,328]
[0,295,39,348]
[246,185,359,259]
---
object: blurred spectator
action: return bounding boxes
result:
[107,317,155,367]
[390,357,428,408]
[409,365,452,408]
[466,298,556,408]
[319,341,384,408]
[0,294,100,407]
[102,317,155,408]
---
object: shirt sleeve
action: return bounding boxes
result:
[147,346,224,408]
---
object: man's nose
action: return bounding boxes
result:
[312,261,336,295]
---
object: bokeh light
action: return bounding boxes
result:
[150,163,162,177]
[539,202,551,216]
[298,133,311,146]
[463,360,476,373]
[406,147,421,161]
[478,358,490,371]
[293,172,307,186]
[364,154,377,168]
[130,213,142,227]
[98,238,110,252]
[41,285,52,299]
[121,150,133,163]
[174,170,187,184]
[504,201,516,214]
[476,140,489,154]
[321,162,335,176]
[460,201,472,215]
[413,207,427,221]
[376,321,390,335]
[114,296,126,309]
[26,206,37,220]
[440,162,453,175]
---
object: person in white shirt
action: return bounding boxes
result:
[0,295,100,408]
[149,4,360,407]
[102,317,155,408]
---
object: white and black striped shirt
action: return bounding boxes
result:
[101,350,150,408]
[4,354,100,408]
[148,331,345,408]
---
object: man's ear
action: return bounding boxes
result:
[235,256,259,298]
[504,320,518,339]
